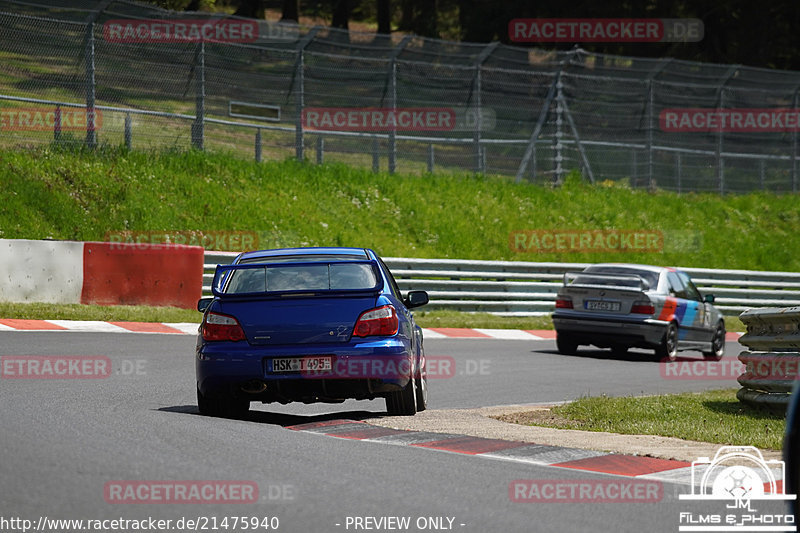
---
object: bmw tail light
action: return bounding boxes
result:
[202,311,246,342]
[631,301,656,315]
[555,296,573,309]
[354,305,398,337]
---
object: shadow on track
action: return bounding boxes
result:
[158,405,388,427]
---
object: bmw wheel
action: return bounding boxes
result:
[703,322,726,361]
[556,334,578,355]
[655,322,679,362]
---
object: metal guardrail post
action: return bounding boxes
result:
[192,40,205,151]
[85,22,96,149]
[737,307,800,409]
[255,129,262,162]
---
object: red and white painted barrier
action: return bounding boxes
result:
[0,239,203,309]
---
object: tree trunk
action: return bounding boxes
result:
[377,0,391,34]
[332,0,350,29]
[233,0,264,19]
[281,0,299,22]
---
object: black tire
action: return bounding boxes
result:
[703,321,726,360]
[415,363,428,412]
[556,334,578,355]
[197,387,249,418]
[386,378,417,416]
[655,322,679,362]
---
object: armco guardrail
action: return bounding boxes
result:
[736,307,800,408]
[203,252,800,316]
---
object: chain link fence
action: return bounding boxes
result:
[1,0,799,193]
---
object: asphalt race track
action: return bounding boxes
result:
[1,332,772,533]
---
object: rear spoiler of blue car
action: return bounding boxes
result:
[563,271,651,292]
[211,260,383,298]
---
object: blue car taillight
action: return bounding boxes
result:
[202,311,246,342]
[353,305,398,337]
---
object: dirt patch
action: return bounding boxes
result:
[493,409,583,429]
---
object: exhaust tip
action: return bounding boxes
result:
[241,380,268,394]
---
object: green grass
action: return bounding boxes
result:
[2,147,800,274]
[0,302,746,332]
[0,302,199,323]
[514,389,787,450]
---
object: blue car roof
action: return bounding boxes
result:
[237,247,371,262]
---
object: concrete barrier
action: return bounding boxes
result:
[0,239,204,309]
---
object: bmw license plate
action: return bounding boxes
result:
[585,300,621,312]
[271,356,333,372]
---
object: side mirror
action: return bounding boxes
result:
[703,294,715,303]
[197,297,213,313]
[405,290,429,309]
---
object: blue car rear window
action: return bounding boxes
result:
[224,263,378,293]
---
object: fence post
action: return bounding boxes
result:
[192,40,205,151]
[792,87,799,193]
[54,105,61,142]
[316,136,324,164]
[676,152,682,194]
[715,66,739,194]
[255,128,262,162]
[372,137,379,173]
[530,142,537,181]
[124,112,131,150]
[515,74,559,182]
[631,149,637,184]
[85,22,96,149]
[473,43,498,174]
[554,76,564,185]
[760,159,765,190]
[386,36,412,175]
[646,80,654,189]
[427,144,434,173]
[294,28,320,162]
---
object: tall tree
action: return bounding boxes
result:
[377,0,391,34]
[281,0,299,22]
[331,0,350,29]
[233,0,263,18]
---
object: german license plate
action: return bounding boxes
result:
[585,300,621,312]
[271,356,333,372]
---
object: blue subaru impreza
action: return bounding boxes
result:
[195,247,429,418]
